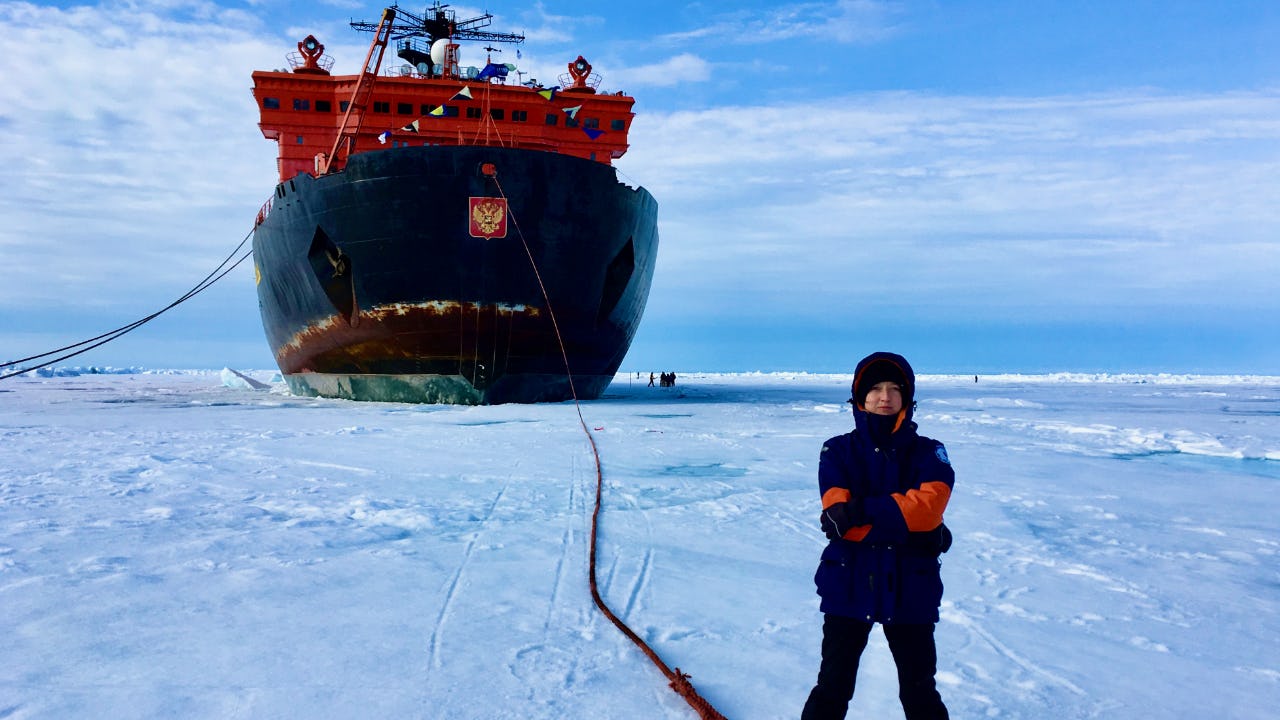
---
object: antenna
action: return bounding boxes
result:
[351,2,525,45]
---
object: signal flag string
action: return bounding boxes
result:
[0,229,256,381]
[491,174,728,720]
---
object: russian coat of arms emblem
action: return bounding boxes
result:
[469,197,508,239]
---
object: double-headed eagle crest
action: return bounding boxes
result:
[469,197,508,239]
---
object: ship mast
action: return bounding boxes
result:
[351,2,524,79]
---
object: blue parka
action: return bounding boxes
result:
[814,352,955,624]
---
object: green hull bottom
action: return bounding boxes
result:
[283,372,614,405]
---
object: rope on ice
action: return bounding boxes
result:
[494,172,728,720]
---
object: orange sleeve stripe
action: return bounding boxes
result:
[822,486,852,509]
[891,481,952,532]
[842,525,871,542]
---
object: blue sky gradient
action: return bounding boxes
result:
[1,0,1277,374]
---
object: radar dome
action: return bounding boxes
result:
[430,38,450,65]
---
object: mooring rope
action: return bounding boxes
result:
[0,229,255,381]
[492,174,727,720]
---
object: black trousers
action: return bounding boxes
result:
[801,614,949,720]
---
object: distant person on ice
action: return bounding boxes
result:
[802,351,954,720]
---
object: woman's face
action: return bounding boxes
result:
[864,381,904,416]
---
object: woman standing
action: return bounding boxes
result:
[802,351,954,720]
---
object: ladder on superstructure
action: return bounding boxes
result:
[321,7,395,175]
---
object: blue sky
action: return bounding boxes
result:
[1,0,1278,374]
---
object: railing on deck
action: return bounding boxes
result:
[286,51,334,72]
[254,196,273,227]
[558,70,602,90]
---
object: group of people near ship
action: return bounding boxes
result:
[646,371,677,387]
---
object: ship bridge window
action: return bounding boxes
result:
[316,100,332,112]
[611,119,625,131]
[398,102,413,115]
[293,98,310,111]
[420,104,435,115]
[566,116,579,128]
[262,97,280,110]
[466,107,482,119]
[296,135,304,144]
[583,117,599,129]
[545,114,558,126]
[489,108,505,120]
[511,110,527,122]
[340,101,350,112]
[440,105,459,117]
[373,101,390,113]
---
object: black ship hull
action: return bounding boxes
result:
[251,146,658,404]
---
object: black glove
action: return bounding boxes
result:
[820,500,863,541]
[906,523,953,555]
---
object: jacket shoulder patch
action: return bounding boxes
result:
[934,443,950,465]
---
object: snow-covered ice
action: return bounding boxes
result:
[2,370,1278,718]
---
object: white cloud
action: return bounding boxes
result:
[621,89,1280,317]
[611,53,713,88]
[659,0,904,46]
[0,1,285,304]
[511,1,597,45]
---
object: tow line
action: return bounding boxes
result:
[0,230,255,380]
[493,172,728,720]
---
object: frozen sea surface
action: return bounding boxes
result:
[2,370,1278,719]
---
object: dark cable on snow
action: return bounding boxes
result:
[0,229,255,381]
[494,174,728,720]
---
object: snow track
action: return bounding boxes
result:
[427,482,510,674]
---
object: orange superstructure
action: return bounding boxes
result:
[251,5,634,184]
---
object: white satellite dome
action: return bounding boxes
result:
[430,38,452,65]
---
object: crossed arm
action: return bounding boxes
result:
[818,441,953,544]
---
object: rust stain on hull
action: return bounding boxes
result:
[276,301,548,378]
